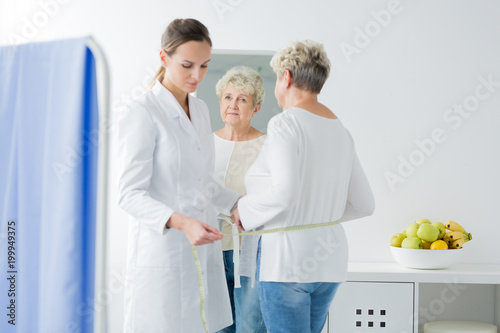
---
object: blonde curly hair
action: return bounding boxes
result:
[270,40,330,94]
[216,66,265,107]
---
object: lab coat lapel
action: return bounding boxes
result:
[152,81,201,148]
[179,94,202,148]
[187,94,205,144]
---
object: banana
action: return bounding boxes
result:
[445,220,466,232]
[451,238,466,249]
[447,231,471,241]
[443,233,455,247]
[443,232,453,240]
[445,239,454,247]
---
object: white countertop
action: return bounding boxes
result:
[347,262,500,284]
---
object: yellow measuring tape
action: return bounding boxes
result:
[192,219,341,332]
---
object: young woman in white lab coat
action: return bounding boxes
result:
[117,19,240,332]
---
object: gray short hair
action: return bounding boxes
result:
[215,66,265,107]
[270,40,330,94]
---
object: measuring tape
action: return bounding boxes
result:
[192,218,341,332]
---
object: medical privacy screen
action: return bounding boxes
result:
[0,37,98,333]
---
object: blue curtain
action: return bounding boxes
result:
[0,37,98,333]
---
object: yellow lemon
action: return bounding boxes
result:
[430,240,448,250]
[422,240,432,249]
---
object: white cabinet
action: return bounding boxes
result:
[328,281,415,332]
[320,263,500,333]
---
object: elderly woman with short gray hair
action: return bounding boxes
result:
[235,41,375,333]
[213,66,267,333]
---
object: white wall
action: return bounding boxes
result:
[2,0,500,331]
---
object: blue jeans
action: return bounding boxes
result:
[256,240,341,333]
[217,250,266,333]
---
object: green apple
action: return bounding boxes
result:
[406,223,419,238]
[401,237,423,249]
[432,222,446,239]
[390,233,407,247]
[416,218,431,226]
[417,224,439,242]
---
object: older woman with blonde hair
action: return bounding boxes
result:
[213,66,267,333]
[235,41,375,333]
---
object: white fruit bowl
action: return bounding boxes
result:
[390,246,464,270]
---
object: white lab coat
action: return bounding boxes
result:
[117,81,240,333]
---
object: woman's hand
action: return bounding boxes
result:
[233,208,245,231]
[167,212,223,246]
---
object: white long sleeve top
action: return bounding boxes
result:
[238,107,375,283]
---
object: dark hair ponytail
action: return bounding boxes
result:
[151,18,212,86]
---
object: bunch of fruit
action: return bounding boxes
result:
[390,219,472,250]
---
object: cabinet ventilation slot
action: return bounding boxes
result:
[354,308,388,329]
